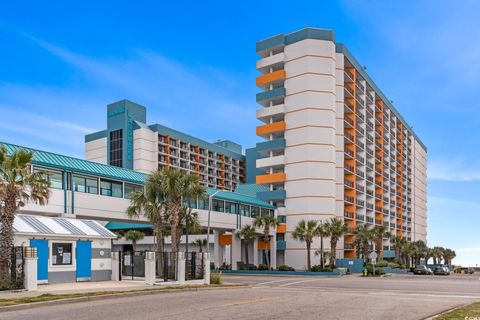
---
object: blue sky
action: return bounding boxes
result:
[1,1,479,266]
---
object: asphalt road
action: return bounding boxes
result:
[2,274,479,320]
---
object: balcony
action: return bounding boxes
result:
[256,138,286,153]
[256,172,286,185]
[256,155,285,169]
[344,211,354,219]
[256,69,286,88]
[257,189,286,201]
[256,121,286,137]
[256,87,285,105]
[277,240,286,251]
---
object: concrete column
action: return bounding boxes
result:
[111,252,120,281]
[144,252,156,285]
[253,238,259,266]
[231,231,242,270]
[203,253,210,285]
[23,248,37,291]
[177,252,185,284]
[213,230,222,269]
[270,235,277,269]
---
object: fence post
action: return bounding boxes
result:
[23,247,37,291]
[203,253,210,285]
[111,252,120,281]
[145,251,156,285]
[177,252,186,284]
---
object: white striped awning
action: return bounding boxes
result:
[13,214,116,239]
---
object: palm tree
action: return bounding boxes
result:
[175,206,201,253]
[158,169,206,253]
[325,218,348,268]
[253,215,279,268]
[316,222,329,270]
[401,242,416,268]
[354,224,374,262]
[430,246,444,265]
[291,220,319,271]
[124,230,145,251]
[0,146,50,282]
[236,224,257,266]
[371,225,390,260]
[193,238,208,253]
[389,235,406,265]
[443,248,456,265]
[413,240,428,267]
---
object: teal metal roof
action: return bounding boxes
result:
[105,221,152,231]
[234,184,269,198]
[1,142,148,184]
[207,187,275,209]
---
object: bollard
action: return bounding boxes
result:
[144,252,156,285]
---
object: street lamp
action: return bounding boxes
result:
[206,190,221,254]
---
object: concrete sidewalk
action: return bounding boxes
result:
[0,281,165,300]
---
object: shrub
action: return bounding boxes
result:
[210,272,222,285]
[239,264,257,270]
[376,260,389,267]
[366,264,385,275]
[311,265,333,272]
[387,262,401,269]
[278,265,295,271]
[257,264,269,270]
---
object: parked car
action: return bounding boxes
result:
[413,265,433,275]
[433,267,450,275]
[456,267,475,274]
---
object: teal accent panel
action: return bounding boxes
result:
[335,258,364,273]
[1,142,148,184]
[220,270,340,276]
[256,28,335,53]
[256,34,285,53]
[85,130,107,143]
[207,188,275,209]
[255,138,286,153]
[234,183,269,198]
[257,189,286,201]
[256,87,285,102]
[245,148,261,184]
[277,240,286,251]
[383,250,396,258]
[335,44,426,151]
[213,140,242,154]
[105,221,153,230]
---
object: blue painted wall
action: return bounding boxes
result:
[246,147,261,184]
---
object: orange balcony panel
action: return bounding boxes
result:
[219,234,232,246]
[256,172,286,184]
[277,223,286,233]
[256,70,286,86]
[256,121,286,135]
[258,241,270,250]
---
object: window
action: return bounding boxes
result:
[100,179,123,198]
[52,243,72,266]
[73,175,98,194]
[109,129,123,167]
[239,204,250,217]
[251,206,260,218]
[182,199,197,209]
[198,199,208,210]
[225,202,237,214]
[261,208,271,217]
[34,167,63,189]
[124,183,143,199]
[212,199,224,212]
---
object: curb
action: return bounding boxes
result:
[0,285,247,313]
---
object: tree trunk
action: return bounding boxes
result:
[155,218,164,276]
[320,236,324,270]
[264,233,270,268]
[244,242,249,266]
[377,238,383,260]
[306,242,311,271]
[0,197,16,284]
[330,239,337,269]
[170,201,181,254]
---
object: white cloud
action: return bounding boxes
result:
[428,158,480,181]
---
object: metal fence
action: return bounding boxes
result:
[120,251,145,280]
[185,252,204,280]
[156,252,177,282]
[0,247,25,290]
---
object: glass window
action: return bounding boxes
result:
[251,206,260,218]
[52,243,72,266]
[225,202,237,214]
[124,183,143,199]
[239,204,250,217]
[212,199,224,212]
[85,177,98,194]
[198,200,208,210]
[34,167,63,189]
[261,208,270,217]
[73,175,85,193]
[100,179,123,198]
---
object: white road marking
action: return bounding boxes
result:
[256,278,305,286]
[278,279,325,287]
[368,292,480,299]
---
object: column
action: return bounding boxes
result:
[144,252,156,285]
[231,231,242,270]
[253,238,259,266]
[177,252,186,284]
[23,248,37,291]
[270,235,277,269]
[203,253,211,285]
[213,230,222,269]
[111,252,120,281]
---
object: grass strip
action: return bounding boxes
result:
[436,302,480,319]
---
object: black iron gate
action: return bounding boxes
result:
[0,247,25,290]
[119,251,145,280]
[185,252,204,280]
[156,252,177,282]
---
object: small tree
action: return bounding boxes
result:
[355,224,374,263]
[316,222,329,270]
[324,218,348,269]
[253,215,279,268]
[292,220,319,271]
[372,225,390,261]
[0,146,50,284]
[124,230,145,251]
[236,225,257,266]
[193,238,208,253]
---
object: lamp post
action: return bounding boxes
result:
[206,190,221,254]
